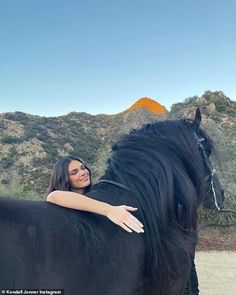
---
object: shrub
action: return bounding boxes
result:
[1,156,14,168]
[0,184,42,200]
[0,135,19,144]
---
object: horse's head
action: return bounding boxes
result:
[185,108,225,211]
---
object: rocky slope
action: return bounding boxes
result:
[0,97,166,194]
[0,92,235,208]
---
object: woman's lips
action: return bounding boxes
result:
[80,175,89,181]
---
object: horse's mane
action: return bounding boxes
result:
[100,118,215,292]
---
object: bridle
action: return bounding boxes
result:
[194,132,221,211]
[194,131,236,223]
[98,179,132,192]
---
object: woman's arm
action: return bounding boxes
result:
[47,191,144,233]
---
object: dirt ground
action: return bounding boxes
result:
[194,227,236,294]
[197,226,236,251]
[196,251,236,295]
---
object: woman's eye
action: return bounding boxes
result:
[70,170,77,175]
[81,165,86,170]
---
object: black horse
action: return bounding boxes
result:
[0,109,224,294]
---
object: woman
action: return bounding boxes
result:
[47,155,144,234]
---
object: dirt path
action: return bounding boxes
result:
[195,251,236,295]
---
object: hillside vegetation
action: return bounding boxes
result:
[0,91,235,227]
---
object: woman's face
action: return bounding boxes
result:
[68,160,90,192]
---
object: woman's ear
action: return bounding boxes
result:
[193,107,201,129]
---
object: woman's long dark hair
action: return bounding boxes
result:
[47,155,92,194]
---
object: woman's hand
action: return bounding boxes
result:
[106,205,144,233]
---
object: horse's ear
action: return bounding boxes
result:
[193,107,201,129]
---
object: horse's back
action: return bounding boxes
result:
[0,197,77,288]
[0,197,144,294]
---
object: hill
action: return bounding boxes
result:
[0,97,166,194]
[0,92,235,226]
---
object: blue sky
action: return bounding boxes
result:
[0,0,235,116]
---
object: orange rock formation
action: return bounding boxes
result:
[128,97,167,115]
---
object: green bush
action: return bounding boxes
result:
[0,135,19,144]
[0,185,42,200]
[1,178,10,185]
[1,156,14,168]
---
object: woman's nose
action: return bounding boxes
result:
[79,170,87,177]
